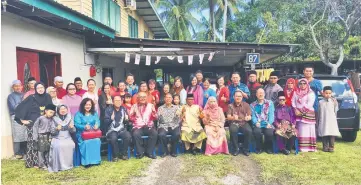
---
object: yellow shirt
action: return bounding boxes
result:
[179,104,203,133]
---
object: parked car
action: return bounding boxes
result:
[279,74,360,142]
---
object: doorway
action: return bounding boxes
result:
[16,48,62,89]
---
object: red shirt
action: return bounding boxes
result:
[150,90,160,108]
[216,86,230,113]
[98,86,117,97]
[56,87,67,99]
[76,89,87,97]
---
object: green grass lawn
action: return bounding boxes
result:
[251,132,361,185]
[1,157,151,185]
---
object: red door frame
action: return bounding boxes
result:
[16,48,62,86]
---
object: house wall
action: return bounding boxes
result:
[1,13,102,158]
[57,0,92,17]
[118,0,154,38]
[57,0,155,39]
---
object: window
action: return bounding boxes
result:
[93,0,121,32]
[144,31,149,39]
[128,16,138,38]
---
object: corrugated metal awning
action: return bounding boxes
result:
[135,0,170,39]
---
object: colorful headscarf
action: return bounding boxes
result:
[284,78,296,98]
[203,96,220,120]
[295,78,310,104]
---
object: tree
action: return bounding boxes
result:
[154,0,200,41]
[306,0,361,75]
[216,0,246,42]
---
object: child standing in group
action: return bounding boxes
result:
[318,86,340,152]
[32,104,57,170]
[173,94,181,107]
[123,94,133,114]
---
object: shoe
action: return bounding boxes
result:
[266,149,273,154]
[170,153,177,157]
[160,152,168,158]
[136,153,144,159]
[121,155,129,160]
[255,149,263,154]
[112,157,119,162]
[328,148,334,153]
[242,150,250,156]
[192,148,201,155]
[15,155,23,159]
[146,154,157,159]
[232,150,240,156]
[281,149,290,155]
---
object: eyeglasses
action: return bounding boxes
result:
[270,77,277,79]
[279,99,286,101]
[68,88,76,90]
[299,83,307,85]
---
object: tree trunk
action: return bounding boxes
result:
[222,0,228,42]
[330,65,338,76]
[209,0,215,42]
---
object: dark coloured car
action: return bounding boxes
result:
[279,74,360,142]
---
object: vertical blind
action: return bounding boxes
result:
[92,0,120,33]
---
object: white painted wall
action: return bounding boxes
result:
[1,13,103,158]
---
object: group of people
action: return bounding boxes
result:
[7,66,340,173]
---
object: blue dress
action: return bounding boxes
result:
[309,79,323,112]
[203,88,217,107]
[74,112,101,166]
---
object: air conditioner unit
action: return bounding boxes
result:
[125,0,136,11]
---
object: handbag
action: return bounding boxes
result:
[81,129,102,140]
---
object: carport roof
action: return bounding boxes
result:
[87,37,298,67]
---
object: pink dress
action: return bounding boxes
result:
[202,104,229,155]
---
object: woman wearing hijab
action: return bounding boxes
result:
[284,78,296,107]
[202,97,229,156]
[15,82,52,168]
[99,83,113,134]
[62,83,82,117]
[172,76,187,105]
[292,78,316,152]
[48,105,76,172]
[47,86,62,106]
[186,74,204,107]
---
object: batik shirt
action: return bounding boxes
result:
[157,104,180,131]
[250,100,275,128]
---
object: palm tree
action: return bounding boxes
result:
[216,0,246,42]
[154,0,201,41]
[202,0,245,42]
